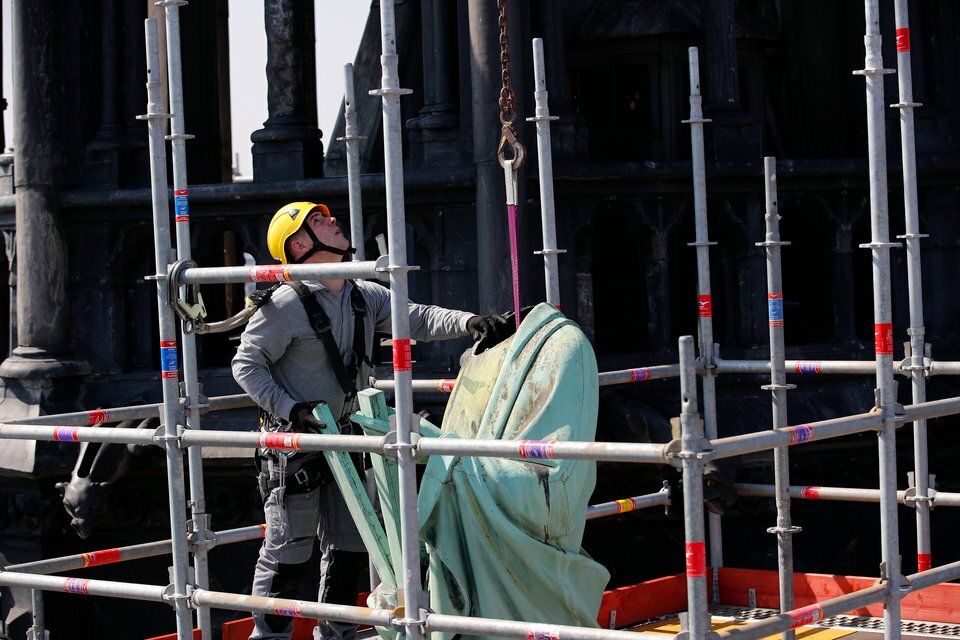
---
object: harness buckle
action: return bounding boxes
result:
[294,467,311,488]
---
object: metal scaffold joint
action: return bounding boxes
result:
[766,525,802,535]
[897,233,929,240]
[761,383,797,391]
[336,134,368,142]
[852,68,896,76]
[525,114,559,123]
[687,240,718,247]
[164,133,195,141]
[681,117,713,125]
[878,562,911,593]
[858,241,902,250]
[382,431,421,460]
[162,582,195,608]
[890,101,923,109]
[155,0,188,6]
[755,240,792,248]
[136,112,172,122]
[153,424,185,448]
[369,87,414,97]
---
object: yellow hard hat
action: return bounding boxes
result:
[266,202,330,264]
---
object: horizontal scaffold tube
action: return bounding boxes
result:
[0,571,167,603]
[415,437,668,464]
[710,411,884,460]
[716,584,886,640]
[425,612,666,640]
[179,431,384,454]
[735,483,960,507]
[12,393,255,426]
[372,363,686,393]
[176,258,388,286]
[718,358,892,376]
[6,393,960,462]
[900,395,960,424]
[0,424,158,446]
[717,558,960,640]
[586,485,671,520]
[3,524,266,575]
[191,588,395,629]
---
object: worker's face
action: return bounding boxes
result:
[288,210,350,261]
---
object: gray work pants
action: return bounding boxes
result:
[249,455,366,640]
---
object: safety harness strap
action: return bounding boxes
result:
[286,282,368,411]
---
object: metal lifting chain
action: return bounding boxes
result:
[497,0,525,169]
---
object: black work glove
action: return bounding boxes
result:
[289,401,327,434]
[466,313,513,354]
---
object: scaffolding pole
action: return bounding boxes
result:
[175,258,388,285]
[736,483,960,508]
[369,2,423,640]
[527,38,564,308]
[759,157,799,640]
[159,4,213,635]
[586,482,671,520]
[141,19,193,639]
[371,363,685,393]
[10,393,254,426]
[679,335,709,640]
[891,0,932,574]
[340,62,367,262]
[4,524,266,575]
[683,46,723,599]
[855,2,904,637]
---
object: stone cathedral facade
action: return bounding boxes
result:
[0,1,958,636]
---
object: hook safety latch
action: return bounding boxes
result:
[168,260,207,334]
[497,123,525,170]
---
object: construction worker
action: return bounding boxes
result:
[233,202,509,640]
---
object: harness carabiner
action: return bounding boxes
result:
[497,123,525,170]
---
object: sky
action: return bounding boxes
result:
[228,1,371,178]
[0,0,370,180]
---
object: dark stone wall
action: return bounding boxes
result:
[1,0,960,636]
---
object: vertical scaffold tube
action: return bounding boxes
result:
[679,335,709,640]
[683,46,723,599]
[759,158,800,640]
[892,0,931,573]
[143,19,194,640]
[27,589,44,640]
[856,3,904,639]
[527,38,564,308]
[342,63,367,262]
[160,3,211,638]
[370,3,422,640]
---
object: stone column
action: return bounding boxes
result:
[85,0,122,188]
[251,0,324,181]
[407,0,461,168]
[538,0,584,159]
[120,0,149,186]
[468,0,524,314]
[0,0,88,380]
[700,0,760,161]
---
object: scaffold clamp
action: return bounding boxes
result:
[153,424,185,448]
[382,430,421,460]
[162,582,195,608]
[766,525,802,535]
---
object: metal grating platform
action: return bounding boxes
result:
[711,606,960,638]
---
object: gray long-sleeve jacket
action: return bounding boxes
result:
[232,279,473,423]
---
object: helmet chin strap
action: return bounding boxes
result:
[293,224,357,263]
